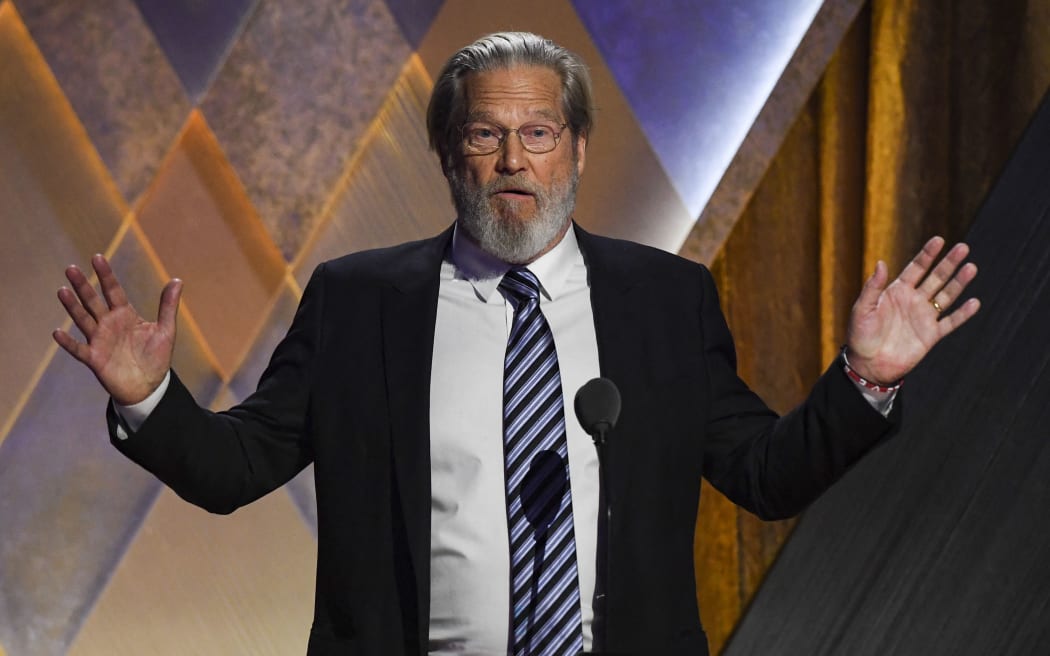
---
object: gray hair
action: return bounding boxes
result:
[426,32,594,173]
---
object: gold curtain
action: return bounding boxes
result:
[689,1,1050,652]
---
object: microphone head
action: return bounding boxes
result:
[574,377,621,440]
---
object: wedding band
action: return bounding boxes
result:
[930,298,943,313]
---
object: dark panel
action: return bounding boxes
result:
[133,0,257,103]
[726,91,1050,655]
[383,0,443,47]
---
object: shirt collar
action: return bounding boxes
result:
[450,222,581,303]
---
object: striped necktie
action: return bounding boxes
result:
[499,268,584,656]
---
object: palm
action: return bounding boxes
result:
[845,237,980,384]
[87,305,174,395]
[54,255,182,405]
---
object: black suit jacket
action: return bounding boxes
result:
[110,224,897,655]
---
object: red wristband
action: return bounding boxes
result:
[841,347,902,393]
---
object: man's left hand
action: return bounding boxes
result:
[845,236,980,384]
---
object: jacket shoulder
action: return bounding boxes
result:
[310,227,453,288]
[576,227,713,287]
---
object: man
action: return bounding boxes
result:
[54,32,979,655]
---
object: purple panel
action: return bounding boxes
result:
[286,466,318,536]
[0,353,159,655]
[383,0,444,47]
[133,0,257,103]
[572,0,823,217]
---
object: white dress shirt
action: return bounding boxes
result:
[427,226,600,653]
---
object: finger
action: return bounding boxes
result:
[57,286,98,338]
[92,254,130,309]
[897,236,945,287]
[52,328,91,365]
[855,260,889,311]
[65,264,109,321]
[936,297,981,337]
[157,279,183,334]
[918,242,971,297]
[931,262,978,309]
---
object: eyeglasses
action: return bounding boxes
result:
[460,121,568,155]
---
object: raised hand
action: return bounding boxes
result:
[53,254,183,406]
[845,236,980,385]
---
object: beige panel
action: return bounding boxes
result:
[293,55,455,285]
[135,111,288,379]
[0,2,125,444]
[69,487,316,656]
[108,223,225,402]
[416,0,691,252]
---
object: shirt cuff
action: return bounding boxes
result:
[112,371,171,440]
[855,383,897,417]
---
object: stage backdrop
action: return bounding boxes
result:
[1,0,1046,654]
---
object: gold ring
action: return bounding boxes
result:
[930,298,943,313]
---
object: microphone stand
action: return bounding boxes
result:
[589,425,612,655]
[575,377,620,655]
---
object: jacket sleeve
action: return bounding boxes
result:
[108,263,328,514]
[697,265,900,520]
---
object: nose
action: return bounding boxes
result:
[496,131,528,175]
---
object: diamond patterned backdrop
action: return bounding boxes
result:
[0,1,856,653]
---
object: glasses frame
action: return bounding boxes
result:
[459,121,569,156]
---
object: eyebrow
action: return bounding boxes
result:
[466,108,563,124]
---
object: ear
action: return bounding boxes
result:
[441,147,461,179]
[574,131,587,177]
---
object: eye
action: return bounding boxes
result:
[524,125,553,138]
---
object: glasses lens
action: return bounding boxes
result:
[518,123,559,153]
[463,123,502,153]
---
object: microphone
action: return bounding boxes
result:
[574,377,621,446]
[575,377,620,653]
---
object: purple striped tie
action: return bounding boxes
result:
[499,268,584,656]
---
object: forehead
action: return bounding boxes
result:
[463,66,563,121]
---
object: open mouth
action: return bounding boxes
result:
[493,188,534,200]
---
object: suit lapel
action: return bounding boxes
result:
[380,226,453,651]
[575,225,650,645]
[575,226,640,383]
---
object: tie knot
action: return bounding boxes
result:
[499,268,541,307]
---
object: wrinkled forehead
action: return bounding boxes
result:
[462,66,565,124]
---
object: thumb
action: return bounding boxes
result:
[157,279,183,334]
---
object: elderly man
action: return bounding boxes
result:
[55,32,978,656]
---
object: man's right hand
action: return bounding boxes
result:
[54,254,182,406]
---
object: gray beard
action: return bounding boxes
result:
[449,167,579,264]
